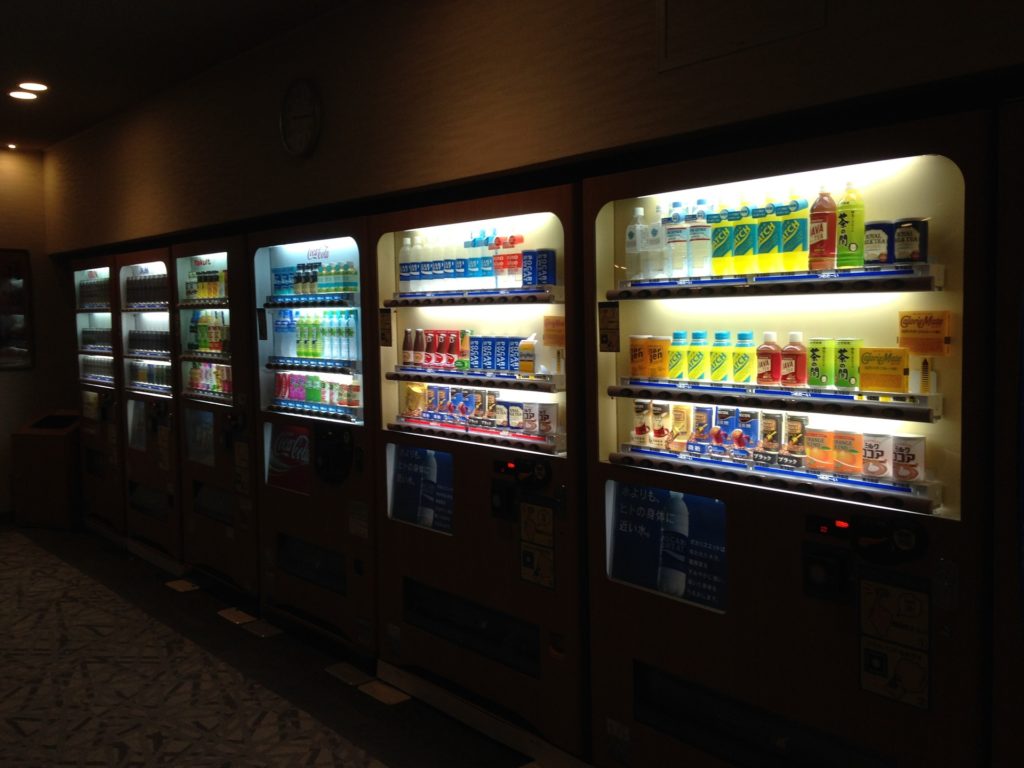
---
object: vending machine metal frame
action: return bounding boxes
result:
[173,235,258,598]
[248,218,379,654]
[582,111,993,767]
[369,184,589,762]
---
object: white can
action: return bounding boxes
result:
[522,402,539,433]
[538,403,559,435]
[893,435,926,482]
[862,434,893,480]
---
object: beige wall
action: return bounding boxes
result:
[44,0,1024,253]
[0,151,73,515]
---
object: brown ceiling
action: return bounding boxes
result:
[1,0,341,151]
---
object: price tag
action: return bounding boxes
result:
[599,301,620,352]
[542,315,565,347]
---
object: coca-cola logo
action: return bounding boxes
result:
[272,430,310,466]
[307,246,330,261]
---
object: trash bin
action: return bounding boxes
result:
[12,411,81,529]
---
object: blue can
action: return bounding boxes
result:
[454,257,467,282]
[508,337,523,371]
[480,336,496,371]
[864,221,895,264]
[521,250,539,287]
[469,336,482,370]
[536,248,557,285]
[493,337,509,371]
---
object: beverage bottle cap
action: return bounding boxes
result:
[714,331,731,341]
[763,331,778,343]
[634,206,645,217]
[737,331,754,341]
[403,237,411,245]
[788,331,803,343]
[672,331,687,342]
[691,330,708,340]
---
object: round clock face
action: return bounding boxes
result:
[279,79,320,157]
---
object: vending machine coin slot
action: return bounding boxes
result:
[314,424,354,484]
[802,542,852,601]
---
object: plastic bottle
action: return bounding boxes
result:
[757,331,783,385]
[344,310,356,361]
[710,331,732,382]
[836,182,865,268]
[668,331,688,380]
[732,330,755,384]
[398,237,412,292]
[780,192,810,272]
[413,328,426,366]
[657,493,690,598]
[625,206,646,281]
[756,198,784,274]
[709,206,734,278]
[687,199,712,277]
[687,330,710,382]
[402,328,415,366]
[478,230,495,290]
[809,187,838,270]
[666,202,689,278]
[781,331,808,386]
[410,236,426,292]
[490,230,506,289]
[642,205,667,278]
[464,235,480,291]
[731,199,756,275]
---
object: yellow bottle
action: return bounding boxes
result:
[687,330,710,381]
[731,199,757,275]
[710,206,734,277]
[668,331,688,380]
[710,331,732,382]
[756,198,784,274]
[780,189,810,272]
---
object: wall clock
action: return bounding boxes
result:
[279,79,321,157]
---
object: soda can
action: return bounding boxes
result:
[458,389,475,424]
[508,337,523,371]
[686,405,714,456]
[834,338,862,389]
[424,385,438,418]
[632,400,651,446]
[494,401,510,429]
[480,336,495,371]
[469,335,482,370]
[521,250,539,287]
[538,403,558,435]
[522,402,539,433]
[448,390,464,423]
[804,428,834,472]
[893,434,926,482]
[778,414,808,469]
[650,401,672,449]
[484,390,499,426]
[864,221,895,264]
[275,371,289,399]
[668,403,691,452]
[494,337,509,371]
[833,431,864,476]
[709,406,736,458]
[629,335,651,379]
[861,434,892,479]
[808,338,836,387]
[456,329,472,371]
[537,248,557,286]
[894,218,929,263]
[730,410,759,461]
[753,411,782,466]
[435,386,451,420]
[445,331,459,369]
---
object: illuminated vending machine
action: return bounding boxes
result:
[118,249,180,559]
[372,186,585,760]
[584,113,990,767]
[73,257,124,531]
[251,221,376,651]
[173,237,257,596]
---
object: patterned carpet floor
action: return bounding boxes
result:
[0,528,388,767]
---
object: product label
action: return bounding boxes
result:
[732,350,753,382]
[732,223,755,257]
[898,310,951,356]
[859,347,909,393]
[781,217,809,254]
[757,355,772,375]
[781,358,795,377]
[710,350,729,380]
[895,224,925,262]
[687,350,707,380]
[625,225,639,254]
[711,223,734,260]
[864,227,891,263]
[809,213,835,250]
[757,220,780,253]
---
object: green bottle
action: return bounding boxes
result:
[837,182,865,268]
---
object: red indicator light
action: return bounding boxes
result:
[507,462,516,469]
[835,519,850,529]
[819,525,829,534]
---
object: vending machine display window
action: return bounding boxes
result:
[254,237,363,424]
[595,155,962,519]
[176,251,233,405]
[184,407,216,467]
[75,266,114,386]
[121,261,172,397]
[386,443,455,534]
[606,480,727,612]
[263,421,312,494]
[0,250,31,370]
[379,212,567,456]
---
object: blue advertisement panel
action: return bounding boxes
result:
[607,481,727,612]
[388,444,455,534]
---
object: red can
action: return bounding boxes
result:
[445,331,459,369]
[423,330,436,367]
[275,371,288,399]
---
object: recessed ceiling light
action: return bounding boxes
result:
[9,91,37,100]
[18,82,47,92]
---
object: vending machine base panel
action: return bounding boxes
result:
[376,661,589,768]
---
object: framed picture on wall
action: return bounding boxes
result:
[0,250,32,370]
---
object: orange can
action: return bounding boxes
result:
[833,431,864,475]
[804,428,834,472]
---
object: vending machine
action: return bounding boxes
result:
[250,220,377,651]
[371,185,586,759]
[583,112,990,767]
[72,256,124,532]
[118,248,181,560]
[173,236,257,596]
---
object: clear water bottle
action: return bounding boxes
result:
[398,237,412,291]
[625,206,646,281]
[687,198,712,277]
[282,310,297,358]
[642,204,668,278]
